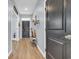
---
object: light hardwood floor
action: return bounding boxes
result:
[8,38,44,59]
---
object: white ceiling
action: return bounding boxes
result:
[14,0,38,15]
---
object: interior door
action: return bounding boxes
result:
[22,21,30,38]
[46,0,65,59]
[46,0,71,59]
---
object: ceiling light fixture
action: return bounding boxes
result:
[24,8,28,11]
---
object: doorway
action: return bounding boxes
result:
[22,21,30,38]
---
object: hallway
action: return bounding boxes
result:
[8,0,71,59]
[9,38,44,59]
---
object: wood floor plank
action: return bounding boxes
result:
[8,38,44,59]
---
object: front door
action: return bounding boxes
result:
[22,21,30,38]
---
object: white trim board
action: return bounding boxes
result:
[12,38,19,41]
[8,50,12,57]
[37,45,45,58]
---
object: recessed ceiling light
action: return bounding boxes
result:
[24,8,28,11]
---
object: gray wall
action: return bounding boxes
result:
[11,12,17,40]
[8,0,20,54]
[32,0,46,55]
[8,10,19,54]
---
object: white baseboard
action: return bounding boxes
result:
[37,45,45,58]
[12,38,19,41]
[8,50,12,57]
